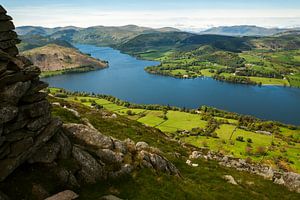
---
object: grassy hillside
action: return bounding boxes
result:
[49,88,300,173]
[17,25,180,47]
[17,34,75,51]
[47,89,300,199]
[22,44,108,76]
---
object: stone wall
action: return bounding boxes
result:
[0,5,61,182]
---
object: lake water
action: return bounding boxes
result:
[42,44,300,125]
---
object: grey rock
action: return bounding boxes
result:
[63,123,113,150]
[96,149,123,166]
[223,175,238,185]
[53,131,72,159]
[0,81,31,105]
[138,150,179,175]
[100,195,123,200]
[27,112,51,131]
[0,118,61,181]
[26,80,48,96]
[282,172,300,193]
[72,146,105,184]
[3,111,29,134]
[135,141,149,151]
[20,100,50,118]
[113,139,127,154]
[0,105,18,123]
[45,190,79,200]
[28,141,60,164]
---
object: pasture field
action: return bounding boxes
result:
[49,88,300,172]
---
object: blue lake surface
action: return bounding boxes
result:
[42,44,300,125]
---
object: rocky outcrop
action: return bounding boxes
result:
[189,149,300,193]
[62,123,180,183]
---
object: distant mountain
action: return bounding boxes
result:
[119,32,251,55]
[17,34,75,52]
[200,25,289,36]
[16,25,181,47]
[21,44,107,72]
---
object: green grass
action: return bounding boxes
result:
[49,89,300,173]
[48,95,300,199]
[249,76,290,86]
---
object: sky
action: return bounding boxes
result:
[1,0,300,31]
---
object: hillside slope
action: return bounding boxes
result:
[16,25,180,47]
[22,44,108,72]
[200,25,288,36]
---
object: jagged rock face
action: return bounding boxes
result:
[62,123,180,183]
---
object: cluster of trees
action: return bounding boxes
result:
[213,74,258,85]
[190,115,219,138]
[234,68,282,78]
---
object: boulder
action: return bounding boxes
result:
[113,139,127,154]
[45,190,78,200]
[63,124,113,150]
[96,149,123,166]
[53,131,72,159]
[28,141,61,164]
[138,150,179,175]
[135,141,149,151]
[223,175,238,185]
[72,146,105,184]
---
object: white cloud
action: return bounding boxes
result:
[7,5,300,29]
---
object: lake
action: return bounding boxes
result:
[42,44,300,125]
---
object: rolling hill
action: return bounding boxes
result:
[21,44,108,73]
[200,25,289,36]
[16,25,180,47]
